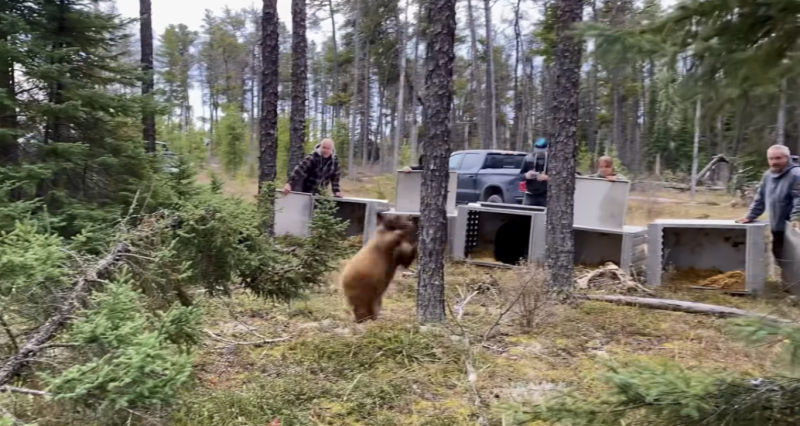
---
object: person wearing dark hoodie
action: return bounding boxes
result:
[519,138,549,207]
[401,154,426,172]
[282,138,343,197]
[737,144,800,263]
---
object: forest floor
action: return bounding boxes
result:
[176,166,797,425]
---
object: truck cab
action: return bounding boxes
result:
[449,149,528,204]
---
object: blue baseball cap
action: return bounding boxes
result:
[534,138,547,149]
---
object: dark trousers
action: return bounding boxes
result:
[772,231,785,262]
[523,192,547,207]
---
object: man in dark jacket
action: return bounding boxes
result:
[282,138,343,196]
[519,138,549,207]
[737,144,800,263]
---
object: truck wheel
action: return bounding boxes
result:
[486,194,503,204]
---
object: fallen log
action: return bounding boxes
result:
[579,294,794,324]
[0,242,128,387]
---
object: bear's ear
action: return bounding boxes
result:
[376,213,386,226]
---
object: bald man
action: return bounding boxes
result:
[737,144,800,264]
[283,138,343,197]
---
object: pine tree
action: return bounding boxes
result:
[156,24,198,130]
[289,0,308,174]
[9,0,154,235]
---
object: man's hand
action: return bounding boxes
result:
[401,166,412,173]
[282,183,292,194]
[792,220,800,231]
[537,173,549,181]
[735,217,753,224]
[524,170,536,180]
[605,175,617,181]
[335,192,343,198]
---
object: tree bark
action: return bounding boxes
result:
[348,0,362,179]
[328,0,340,121]
[417,0,456,323]
[465,0,484,150]
[289,0,308,176]
[250,38,258,159]
[512,0,523,152]
[483,0,497,149]
[777,78,787,146]
[393,0,409,171]
[409,1,423,162]
[140,0,156,153]
[0,3,18,166]
[260,0,280,221]
[361,50,371,165]
[689,97,701,200]
[545,0,583,294]
[586,0,598,160]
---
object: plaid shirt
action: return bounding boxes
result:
[288,151,342,194]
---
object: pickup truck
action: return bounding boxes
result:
[449,149,529,205]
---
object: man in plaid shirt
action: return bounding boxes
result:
[282,138,344,197]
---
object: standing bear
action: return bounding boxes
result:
[340,214,419,322]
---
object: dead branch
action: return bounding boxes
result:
[455,289,479,322]
[0,242,128,387]
[33,342,82,351]
[0,385,51,396]
[482,271,537,343]
[445,294,488,426]
[203,330,290,346]
[580,294,794,323]
[575,263,654,295]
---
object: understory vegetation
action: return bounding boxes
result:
[3,0,800,424]
[4,180,800,425]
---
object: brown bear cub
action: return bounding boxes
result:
[340,214,418,322]
[377,214,419,270]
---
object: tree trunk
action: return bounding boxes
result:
[393,0,409,171]
[644,57,657,157]
[140,0,156,153]
[376,83,385,165]
[348,0,362,179]
[545,0,583,294]
[328,0,340,120]
[0,6,18,166]
[465,0,484,150]
[289,0,308,176]
[250,43,258,159]
[409,1,423,162]
[483,0,497,149]
[689,97,701,200]
[586,0,598,158]
[512,0,523,152]
[417,0,456,323]
[777,78,787,145]
[260,0,280,231]
[361,49,371,165]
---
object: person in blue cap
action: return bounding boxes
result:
[519,137,549,207]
